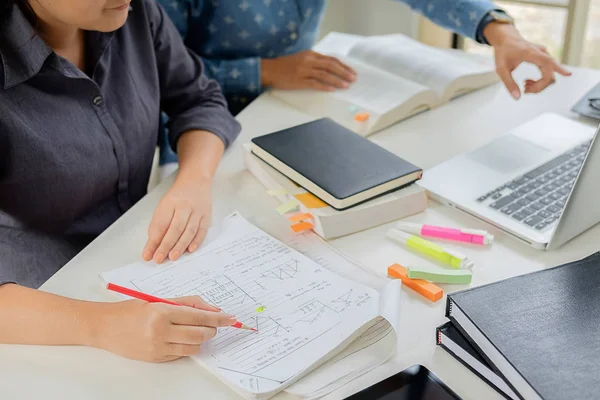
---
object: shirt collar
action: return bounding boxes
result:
[0,3,53,90]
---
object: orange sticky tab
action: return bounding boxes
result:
[354,112,370,122]
[294,193,328,209]
[387,264,443,302]
[291,222,314,233]
[288,213,313,223]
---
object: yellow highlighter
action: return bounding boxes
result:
[387,228,474,269]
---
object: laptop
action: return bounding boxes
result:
[418,113,600,250]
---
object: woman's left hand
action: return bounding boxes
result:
[142,179,212,263]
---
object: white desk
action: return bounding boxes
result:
[2,65,600,400]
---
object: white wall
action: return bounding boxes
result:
[320,0,420,39]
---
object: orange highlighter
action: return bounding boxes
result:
[387,264,443,302]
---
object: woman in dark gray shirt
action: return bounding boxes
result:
[0,0,241,361]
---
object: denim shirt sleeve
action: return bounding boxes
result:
[401,0,498,42]
[147,1,241,149]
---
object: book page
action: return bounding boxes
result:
[348,34,495,98]
[313,32,365,56]
[270,53,433,135]
[101,214,394,397]
[332,56,431,113]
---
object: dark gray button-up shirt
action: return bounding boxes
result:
[0,0,241,288]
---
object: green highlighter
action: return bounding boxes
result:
[406,266,472,284]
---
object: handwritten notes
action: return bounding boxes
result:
[102,214,381,396]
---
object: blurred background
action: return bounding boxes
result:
[321,0,598,68]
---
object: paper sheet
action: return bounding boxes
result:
[329,55,430,114]
[348,35,493,97]
[102,214,400,398]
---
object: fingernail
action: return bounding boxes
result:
[154,252,165,263]
[511,90,521,100]
[142,250,152,261]
[189,244,198,252]
[342,82,349,88]
[170,250,180,260]
[225,314,236,320]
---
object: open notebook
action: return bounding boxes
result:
[101,213,401,399]
[271,32,498,136]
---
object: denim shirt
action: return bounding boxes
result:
[158,0,499,114]
[0,0,240,287]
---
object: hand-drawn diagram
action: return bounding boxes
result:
[260,259,299,280]
[122,215,378,384]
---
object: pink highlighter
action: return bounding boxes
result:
[395,222,494,245]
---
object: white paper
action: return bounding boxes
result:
[329,56,430,114]
[102,214,398,398]
[278,232,400,398]
[313,32,365,56]
[348,35,493,97]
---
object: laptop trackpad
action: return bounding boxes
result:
[466,134,550,174]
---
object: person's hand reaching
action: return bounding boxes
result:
[485,22,571,99]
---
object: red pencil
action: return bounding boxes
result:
[106,282,257,332]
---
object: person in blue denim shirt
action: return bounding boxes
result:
[156,0,570,178]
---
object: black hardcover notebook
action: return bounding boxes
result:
[436,322,518,400]
[251,118,422,210]
[446,251,600,400]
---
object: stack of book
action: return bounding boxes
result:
[244,118,428,239]
[436,252,600,400]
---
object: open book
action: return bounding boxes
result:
[101,213,401,399]
[270,32,499,136]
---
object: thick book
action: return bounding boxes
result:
[271,32,499,136]
[243,144,428,239]
[446,251,600,400]
[436,322,519,400]
[250,118,422,210]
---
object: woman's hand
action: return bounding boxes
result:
[142,178,212,263]
[97,296,235,362]
[261,50,357,91]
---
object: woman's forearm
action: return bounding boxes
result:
[175,130,225,185]
[0,284,105,346]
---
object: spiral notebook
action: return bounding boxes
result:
[101,213,401,399]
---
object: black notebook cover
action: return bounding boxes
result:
[447,251,600,400]
[251,118,421,205]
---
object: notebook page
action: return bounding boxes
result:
[277,232,398,398]
[101,213,383,397]
[348,35,494,98]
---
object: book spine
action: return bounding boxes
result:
[445,296,453,318]
[436,340,513,400]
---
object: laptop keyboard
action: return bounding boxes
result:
[476,140,591,231]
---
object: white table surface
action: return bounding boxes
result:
[2,64,600,400]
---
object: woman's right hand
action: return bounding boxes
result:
[95,296,235,362]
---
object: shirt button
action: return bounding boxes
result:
[92,95,103,106]
[290,32,298,40]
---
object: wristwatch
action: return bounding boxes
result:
[476,10,515,45]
